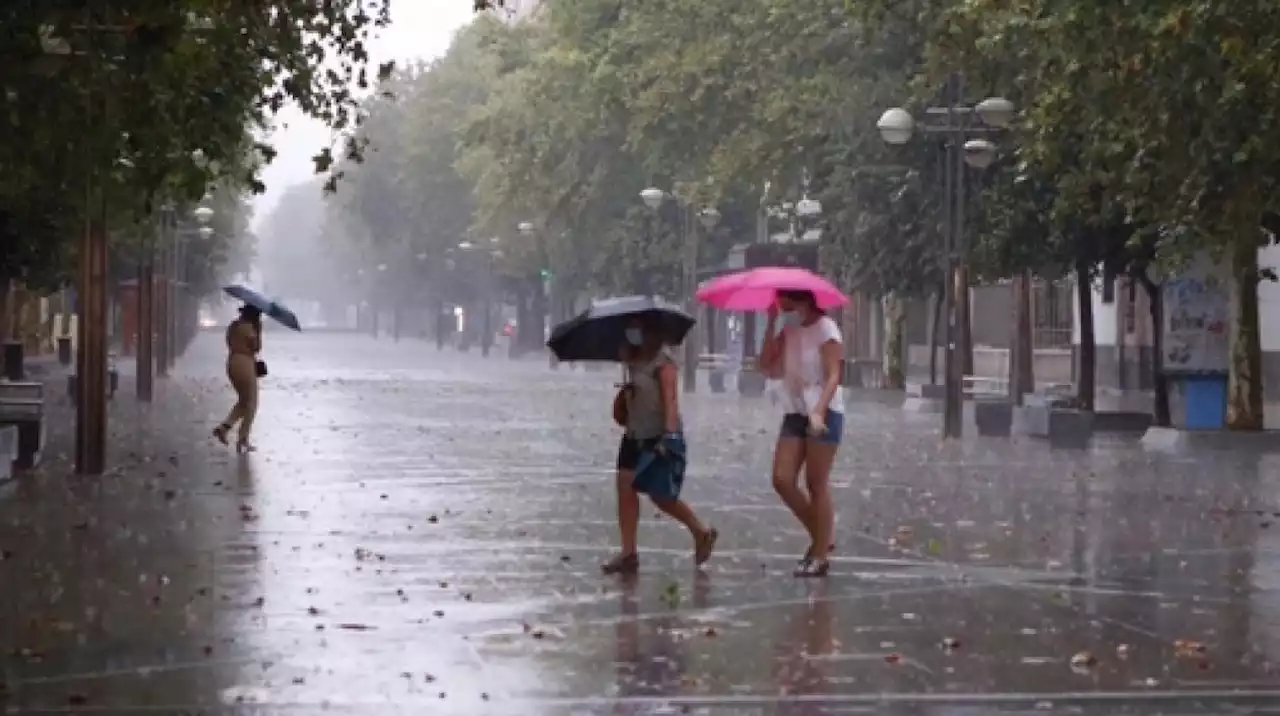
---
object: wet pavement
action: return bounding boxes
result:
[3,331,1280,714]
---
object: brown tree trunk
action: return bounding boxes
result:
[1227,237,1264,430]
[1136,271,1170,427]
[1008,271,1035,405]
[882,293,905,390]
[0,277,11,342]
[1074,258,1096,411]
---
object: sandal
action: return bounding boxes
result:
[794,558,831,579]
[800,542,836,564]
[212,424,230,445]
[601,553,639,575]
[694,528,718,567]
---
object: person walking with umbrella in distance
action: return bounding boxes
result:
[212,284,302,452]
[603,313,717,575]
[213,304,264,452]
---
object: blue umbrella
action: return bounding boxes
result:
[222,284,302,332]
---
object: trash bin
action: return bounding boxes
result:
[2,342,23,381]
[1180,373,1228,430]
[709,371,726,393]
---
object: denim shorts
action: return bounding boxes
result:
[616,435,661,471]
[780,411,844,445]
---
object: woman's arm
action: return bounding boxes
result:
[813,338,844,414]
[657,362,680,433]
[757,311,783,377]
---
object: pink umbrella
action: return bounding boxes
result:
[695,267,848,311]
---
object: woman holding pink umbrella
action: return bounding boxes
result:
[696,268,847,578]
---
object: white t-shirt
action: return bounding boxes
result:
[781,315,844,414]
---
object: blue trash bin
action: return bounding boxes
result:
[1181,374,1228,430]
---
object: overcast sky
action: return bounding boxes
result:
[251,1,476,233]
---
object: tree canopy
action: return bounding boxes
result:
[2,0,394,293]
[322,0,1280,425]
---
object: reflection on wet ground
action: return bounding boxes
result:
[2,332,1280,713]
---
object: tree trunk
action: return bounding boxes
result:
[882,293,905,390]
[926,287,942,385]
[1136,271,1170,427]
[1008,271,1035,405]
[1227,237,1264,430]
[0,277,12,342]
[1074,258,1096,411]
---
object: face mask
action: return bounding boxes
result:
[625,328,644,346]
[780,311,800,327]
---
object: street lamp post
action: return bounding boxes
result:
[876,77,1013,439]
[640,187,719,393]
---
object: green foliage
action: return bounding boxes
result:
[341,0,1280,333]
[2,0,392,291]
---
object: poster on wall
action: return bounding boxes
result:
[1161,253,1229,374]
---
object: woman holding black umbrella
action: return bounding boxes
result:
[603,314,718,575]
[212,304,263,452]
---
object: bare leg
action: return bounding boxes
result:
[225,357,259,451]
[652,498,707,535]
[215,364,245,444]
[803,441,839,564]
[615,469,640,555]
[236,377,260,448]
[653,497,717,566]
[772,436,814,540]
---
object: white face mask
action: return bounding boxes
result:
[780,310,800,327]
[625,328,644,346]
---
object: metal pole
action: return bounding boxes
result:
[136,219,155,401]
[683,202,698,393]
[941,74,963,439]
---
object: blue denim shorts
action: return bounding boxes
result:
[780,411,844,445]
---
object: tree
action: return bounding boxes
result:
[933,0,1280,428]
[2,0,394,297]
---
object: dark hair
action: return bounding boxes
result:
[777,289,821,313]
[239,304,262,321]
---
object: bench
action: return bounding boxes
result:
[903,381,945,413]
[845,357,883,388]
[0,381,45,469]
[1017,393,1094,449]
[697,353,733,393]
[67,358,119,401]
[962,375,1008,398]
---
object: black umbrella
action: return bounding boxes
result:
[547,295,695,362]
